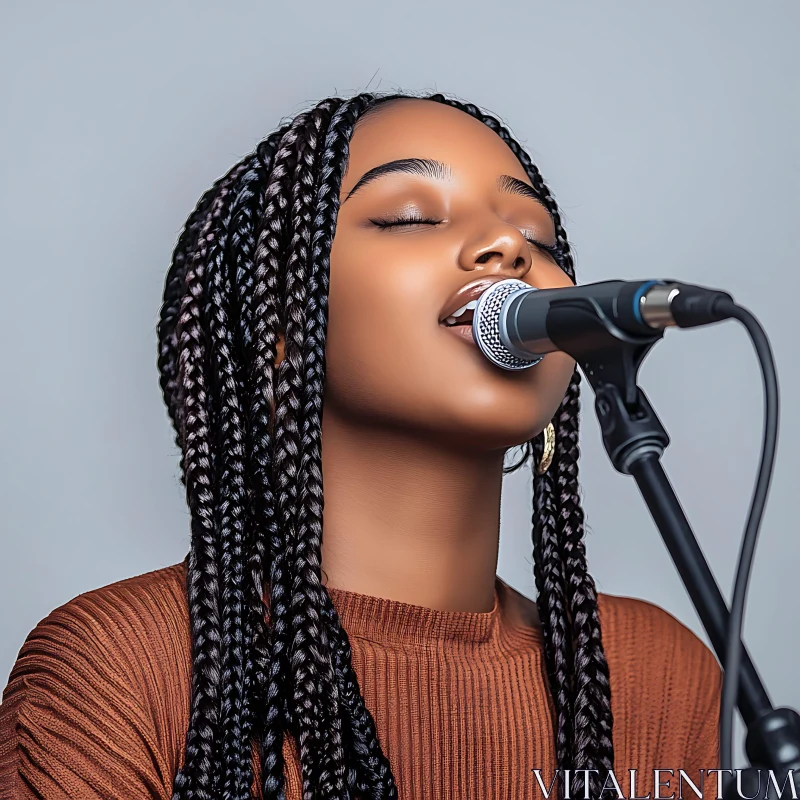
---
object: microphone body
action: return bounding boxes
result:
[473,278,734,370]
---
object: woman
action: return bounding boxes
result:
[0,92,722,800]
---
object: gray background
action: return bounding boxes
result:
[2,1,797,769]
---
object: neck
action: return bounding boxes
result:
[319,404,504,614]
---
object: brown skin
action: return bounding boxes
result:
[278,99,575,623]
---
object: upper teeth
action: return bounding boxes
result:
[445,299,478,324]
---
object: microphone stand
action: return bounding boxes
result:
[545,300,800,799]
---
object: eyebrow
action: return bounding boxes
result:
[342,157,550,216]
[497,174,547,209]
[343,158,450,202]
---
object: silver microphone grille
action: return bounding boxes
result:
[472,278,542,371]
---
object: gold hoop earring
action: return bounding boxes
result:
[536,422,556,475]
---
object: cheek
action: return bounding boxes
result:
[323,231,440,417]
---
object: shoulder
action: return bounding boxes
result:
[2,560,191,711]
[0,561,192,799]
[25,561,188,669]
[51,559,189,634]
[597,591,720,675]
[596,591,722,725]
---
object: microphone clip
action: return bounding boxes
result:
[546,298,668,475]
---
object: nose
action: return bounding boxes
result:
[457,221,532,278]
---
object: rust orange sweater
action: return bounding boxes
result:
[0,562,721,799]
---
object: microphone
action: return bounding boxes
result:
[472,277,735,370]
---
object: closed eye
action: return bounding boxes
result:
[369,214,443,229]
[523,237,561,258]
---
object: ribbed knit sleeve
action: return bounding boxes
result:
[0,582,184,799]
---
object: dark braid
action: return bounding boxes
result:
[274,101,343,798]
[158,162,252,481]
[209,159,273,799]
[226,130,292,799]
[307,97,399,800]
[156,91,611,800]
[219,128,294,797]
[250,115,313,798]
[173,163,251,800]
[224,147,278,760]
[531,457,575,800]
[553,371,614,800]
[235,128,291,743]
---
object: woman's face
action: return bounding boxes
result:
[325,98,576,452]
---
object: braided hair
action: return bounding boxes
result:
[156,91,613,800]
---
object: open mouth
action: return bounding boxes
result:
[442,299,477,328]
[437,277,509,348]
[439,299,477,345]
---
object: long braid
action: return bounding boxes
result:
[553,371,614,800]
[265,116,317,789]
[274,101,341,797]
[247,97,395,798]
[208,159,270,799]
[233,127,290,752]
[292,100,350,800]
[304,96,399,800]
[209,131,297,800]
[172,164,250,800]
[249,116,312,798]
[158,163,251,482]
[532,457,575,800]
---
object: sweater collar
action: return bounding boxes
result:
[325,576,542,648]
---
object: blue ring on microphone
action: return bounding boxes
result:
[632,280,661,324]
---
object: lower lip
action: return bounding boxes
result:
[440,323,476,346]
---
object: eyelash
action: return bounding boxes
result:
[369,214,561,257]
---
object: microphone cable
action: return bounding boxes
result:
[715,298,779,775]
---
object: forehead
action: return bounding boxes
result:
[344,99,531,186]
